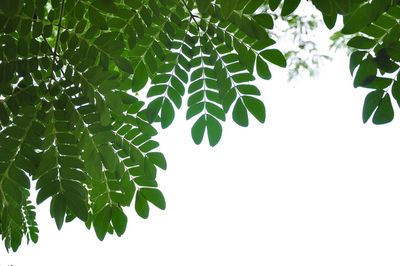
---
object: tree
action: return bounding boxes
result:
[0,0,399,252]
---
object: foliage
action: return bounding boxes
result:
[270,8,333,81]
[0,0,400,252]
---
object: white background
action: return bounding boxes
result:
[2,10,400,265]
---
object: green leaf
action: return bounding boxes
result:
[362,90,384,123]
[141,188,166,210]
[133,61,148,91]
[144,157,156,180]
[135,190,149,219]
[353,56,377,88]
[260,49,287,67]
[9,164,30,189]
[3,179,22,204]
[64,193,88,222]
[323,14,337,29]
[281,0,301,16]
[391,81,400,107]
[37,181,59,204]
[94,205,112,241]
[125,0,141,9]
[349,51,367,75]
[0,102,10,126]
[256,57,271,80]
[99,145,117,172]
[0,0,23,17]
[51,194,66,230]
[347,36,376,50]
[114,56,134,74]
[105,91,124,117]
[372,94,394,124]
[147,97,163,123]
[196,0,212,14]
[147,152,167,170]
[342,3,373,34]
[88,6,108,30]
[111,206,127,237]
[191,115,207,145]
[206,115,222,147]
[242,96,266,123]
[269,0,281,11]
[232,99,249,127]
[84,148,103,180]
[137,118,158,136]
[220,0,239,19]
[92,0,118,13]
[161,98,175,129]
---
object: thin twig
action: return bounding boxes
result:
[181,0,201,32]
[51,0,66,75]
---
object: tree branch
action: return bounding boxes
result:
[51,0,66,74]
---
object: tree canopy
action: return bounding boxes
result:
[0,0,399,252]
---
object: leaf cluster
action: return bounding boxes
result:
[1,0,400,252]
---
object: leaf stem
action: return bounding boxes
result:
[181,0,201,32]
[51,0,66,75]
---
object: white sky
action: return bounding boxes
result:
[2,8,400,265]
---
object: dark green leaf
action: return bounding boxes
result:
[94,205,111,241]
[111,206,127,237]
[191,115,206,145]
[51,194,66,230]
[354,57,377,87]
[141,188,166,210]
[88,7,108,30]
[242,96,266,123]
[232,99,249,127]
[147,152,167,170]
[372,94,394,124]
[362,89,384,123]
[196,0,212,14]
[281,0,301,16]
[220,0,239,19]
[114,56,134,74]
[161,98,175,129]
[206,115,222,147]
[260,49,287,67]
[135,190,149,219]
